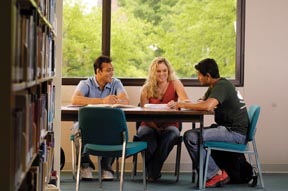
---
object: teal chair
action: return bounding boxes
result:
[202,105,264,189]
[76,107,147,191]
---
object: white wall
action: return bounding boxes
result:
[60,0,288,173]
[243,0,288,172]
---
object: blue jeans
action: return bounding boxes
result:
[138,125,180,179]
[183,125,246,179]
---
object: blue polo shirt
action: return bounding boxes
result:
[75,76,127,98]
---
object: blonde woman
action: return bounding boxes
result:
[138,57,190,181]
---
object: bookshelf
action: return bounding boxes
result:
[0,0,62,190]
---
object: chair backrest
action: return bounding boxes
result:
[78,107,128,146]
[247,105,261,142]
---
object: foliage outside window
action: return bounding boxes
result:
[63,0,244,85]
[63,0,102,77]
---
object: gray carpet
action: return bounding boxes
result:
[60,171,288,191]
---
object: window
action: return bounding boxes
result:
[63,0,245,87]
[62,0,102,77]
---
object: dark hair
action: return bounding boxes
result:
[93,55,112,74]
[195,58,220,78]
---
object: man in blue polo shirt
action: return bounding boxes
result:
[71,55,129,180]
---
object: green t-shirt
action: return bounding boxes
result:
[204,78,249,135]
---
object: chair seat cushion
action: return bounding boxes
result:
[204,141,247,151]
[84,141,147,157]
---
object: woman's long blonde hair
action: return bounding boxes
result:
[143,57,178,98]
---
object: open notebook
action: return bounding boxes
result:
[143,103,170,109]
[87,104,137,108]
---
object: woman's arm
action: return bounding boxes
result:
[173,80,190,102]
[140,87,149,107]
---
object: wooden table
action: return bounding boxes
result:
[61,105,213,190]
[61,105,212,122]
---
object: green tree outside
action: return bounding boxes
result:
[63,0,237,79]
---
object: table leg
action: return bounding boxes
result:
[198,119,204,190]
[192,122,196,183]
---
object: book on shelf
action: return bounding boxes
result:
[20,9,37,82]
[47,84,55,131]
[87,103,137,108]
[14,3,22,83]
[19,166,39,191]
[29,166,40,191]
[143,103,171,109]
[12,108,24,189]
[15,92,34,171]
[36,21,44,79]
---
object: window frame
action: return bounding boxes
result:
[62,0,245,87]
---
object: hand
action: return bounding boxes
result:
[175,102,182,110]
[167,100,177,109]
[103,95,119,104]
[197,98,204,102]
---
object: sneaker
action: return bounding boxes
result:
[147,173,162,182]
[102,170,114,180]
[80,166,93,180]
[205,170,230,188]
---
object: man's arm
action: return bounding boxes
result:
[71,90,127,105]
[71,90,104,105]
[116,91,129,105]
[176,97,218,111]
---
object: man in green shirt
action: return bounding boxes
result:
[168,58,249,188]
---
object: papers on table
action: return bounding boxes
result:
[143,104,170,109]
[87,104,137,108]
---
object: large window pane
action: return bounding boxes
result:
[62,0,244,86]
[62,0,102,77]
[111,0,238,79]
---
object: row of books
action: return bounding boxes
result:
[13,82,55,190]
[13,2,55,83]
[42,133,55,186]
[19,165,42,191]
[11,0,58,190]
[36,0,57,29]
[18,136,55,191]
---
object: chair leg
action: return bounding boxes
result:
[141,151,147,191]
[253,141,264,188]
[71,140,75,180]
[76,139,82,191]
[116,157,119,180]
[175,141,181,182]
[191,122,196,183]
[120,159,125,191]
[120,158,125,191]
[131,154,138,179]
[98,157,102,188]
[203,148,211,189]
[120,139,127,191]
